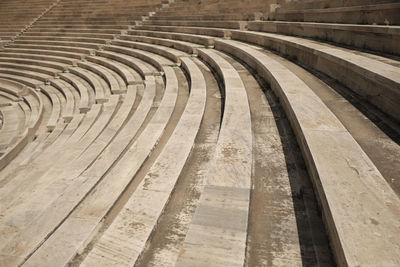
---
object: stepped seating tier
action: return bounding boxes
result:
[248,21,400,56]
[274,2,400,25]
[213,39,400,266]
[280,0,397,10]
[82,59,205,266]
[0,0,399,266]
[177,48,252,266]
[135,24,400,122]
[0,78,43,171]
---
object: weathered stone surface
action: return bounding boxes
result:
[0,1,399,267]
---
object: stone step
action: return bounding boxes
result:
[213,39,400,266]
[81,58,205,267]
[128,29,215,46]
[121,34,203,55]
[0,79,43,170]
[229,30,400,122]
[85,55,140,87]
[274,2,400,25]
[143,19,247,29]
[248,21,400,56]
[177,48,252,266]
[280,0,397,10]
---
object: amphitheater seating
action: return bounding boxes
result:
[274,2,400,25]
[0,0,399,266]
[0,0,56,47]
[177,48,252,266]
[248,21,400,56]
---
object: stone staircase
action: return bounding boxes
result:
[0,0,399,266]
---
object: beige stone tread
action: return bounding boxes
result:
[0,56,67,71]
[0,98,120,256]
[52,96,119,166]
[23,31,115,40]
[0,104,101,207]
[18,35,108,45]
[0,52,76,65]
[46,113,84,149]
[3,47,84,60]
[2,72,159,266]
[112,39,186,64]
[0,61,61,77]
[72,63,113,102]
[0,68,51,86]
[214,39,400,267]
[17,114,83,168]
[81,58,205,267]
[129,29,216,47]
[151,13,251,21]
[176,48,252,266]
[120,34,203,55]
[29,24,129,30]
[28,27,123,34]
[78,60,126,95]
[13,39,101,50]
[274,2,400,25]
[229,30,400,121]
[35,113,84,160]
[8,130,50,170]
[48,78,78,121]
[280,0,396,10]
[0,104,25,149]
[94,50,155,78]
[62,104,102,145]
[0,85,43,171]
[104,45,174,71]
[84,55,139,87]
[248,20,400,56]
[58,72,91,113]
[9,101,30,134]
[142,20,246,29]
[39,85,61,131]
[1,77,58,133]
[8,43,94,55]
[137,24,229,38]
[24,120,66,161]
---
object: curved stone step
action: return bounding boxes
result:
[58,72,94,113]
[8,43,95,54]
[121,34,202,55]
[177,48,252,266]
[13,39,100,50]
[274,2,400,25]
[104,45,173,72]
[0,56,67,71]
[142,19,246,29]
[0,61,61,77]
[38,85,61,130]
[248,21,400,56]
[0,69,161,267]
[112,39,186,64]
[229,30,400,122]
[49,78,79,121]
[18,35,108,45]
[4,47,84,60]
[214,39,400,267]
[80,57,205,266]
[0,81,43,171]
[78,60,125,96]
[0,97,123,261]
[129,29,215,46]
[86,55,141,87]
[0,104,102,213]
